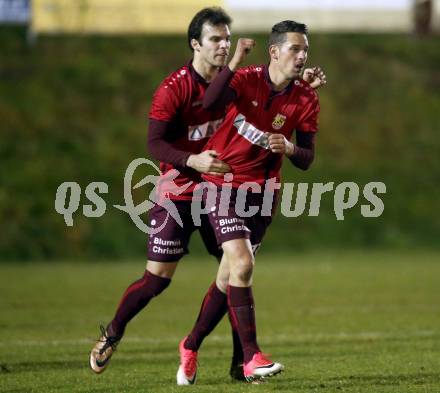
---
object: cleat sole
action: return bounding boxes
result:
[245,367,284,383]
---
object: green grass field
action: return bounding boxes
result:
[1,251,439,392]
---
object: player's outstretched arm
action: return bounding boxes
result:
[202,67,237,111]
[203,38,255,111]
[303,66,327,89]
[228,38,256,72]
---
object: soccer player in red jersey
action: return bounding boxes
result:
[178,20,321,382]
[89,7,241,380]
[89,7,325,382]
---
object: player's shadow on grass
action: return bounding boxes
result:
[276,372,440,390]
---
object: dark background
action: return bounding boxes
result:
[1,27,439,260]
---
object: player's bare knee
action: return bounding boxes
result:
[216,257,230,292]
[216,277,228,293]
[146,260,178,279]
[232,255,254,283]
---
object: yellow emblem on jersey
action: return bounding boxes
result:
[272,113,286,130]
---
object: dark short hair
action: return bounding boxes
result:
[187,7,232,51]
[269,20,308,47]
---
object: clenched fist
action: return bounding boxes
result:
[228,38,256,72]
[268,134,295,156]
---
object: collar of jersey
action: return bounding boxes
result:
[187,59,210,86]
[263,64,295,98]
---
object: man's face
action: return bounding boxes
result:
[274,32,309,80]
[195,23,231,67]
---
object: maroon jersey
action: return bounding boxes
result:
[202,65,319,187]
[149,62,225,200]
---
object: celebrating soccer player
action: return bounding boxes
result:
[178,20,323,382]
[89,6,326,384]
[89,7,243,379]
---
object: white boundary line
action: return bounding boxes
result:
[0,330,436,347]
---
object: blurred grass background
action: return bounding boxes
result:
[0,27,439,260]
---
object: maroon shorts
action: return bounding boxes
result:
[203,185,278,254]
[147,200,222,262]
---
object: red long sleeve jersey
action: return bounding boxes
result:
[202,65,320,187]
[149,63,225,200]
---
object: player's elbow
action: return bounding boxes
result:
[296,162,311,171]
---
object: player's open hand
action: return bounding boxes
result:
[268,134,295,156]
[186,150,231,175]
[303,66,327,89]
[228,38,256,72]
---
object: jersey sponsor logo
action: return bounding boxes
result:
[272,113,286,130]
[188,118,223,141]
[233,113,270,149]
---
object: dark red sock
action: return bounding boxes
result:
[185,282,228,351]
[109,270,171,337]
[227,285,260,363]
[228,311,244,362]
